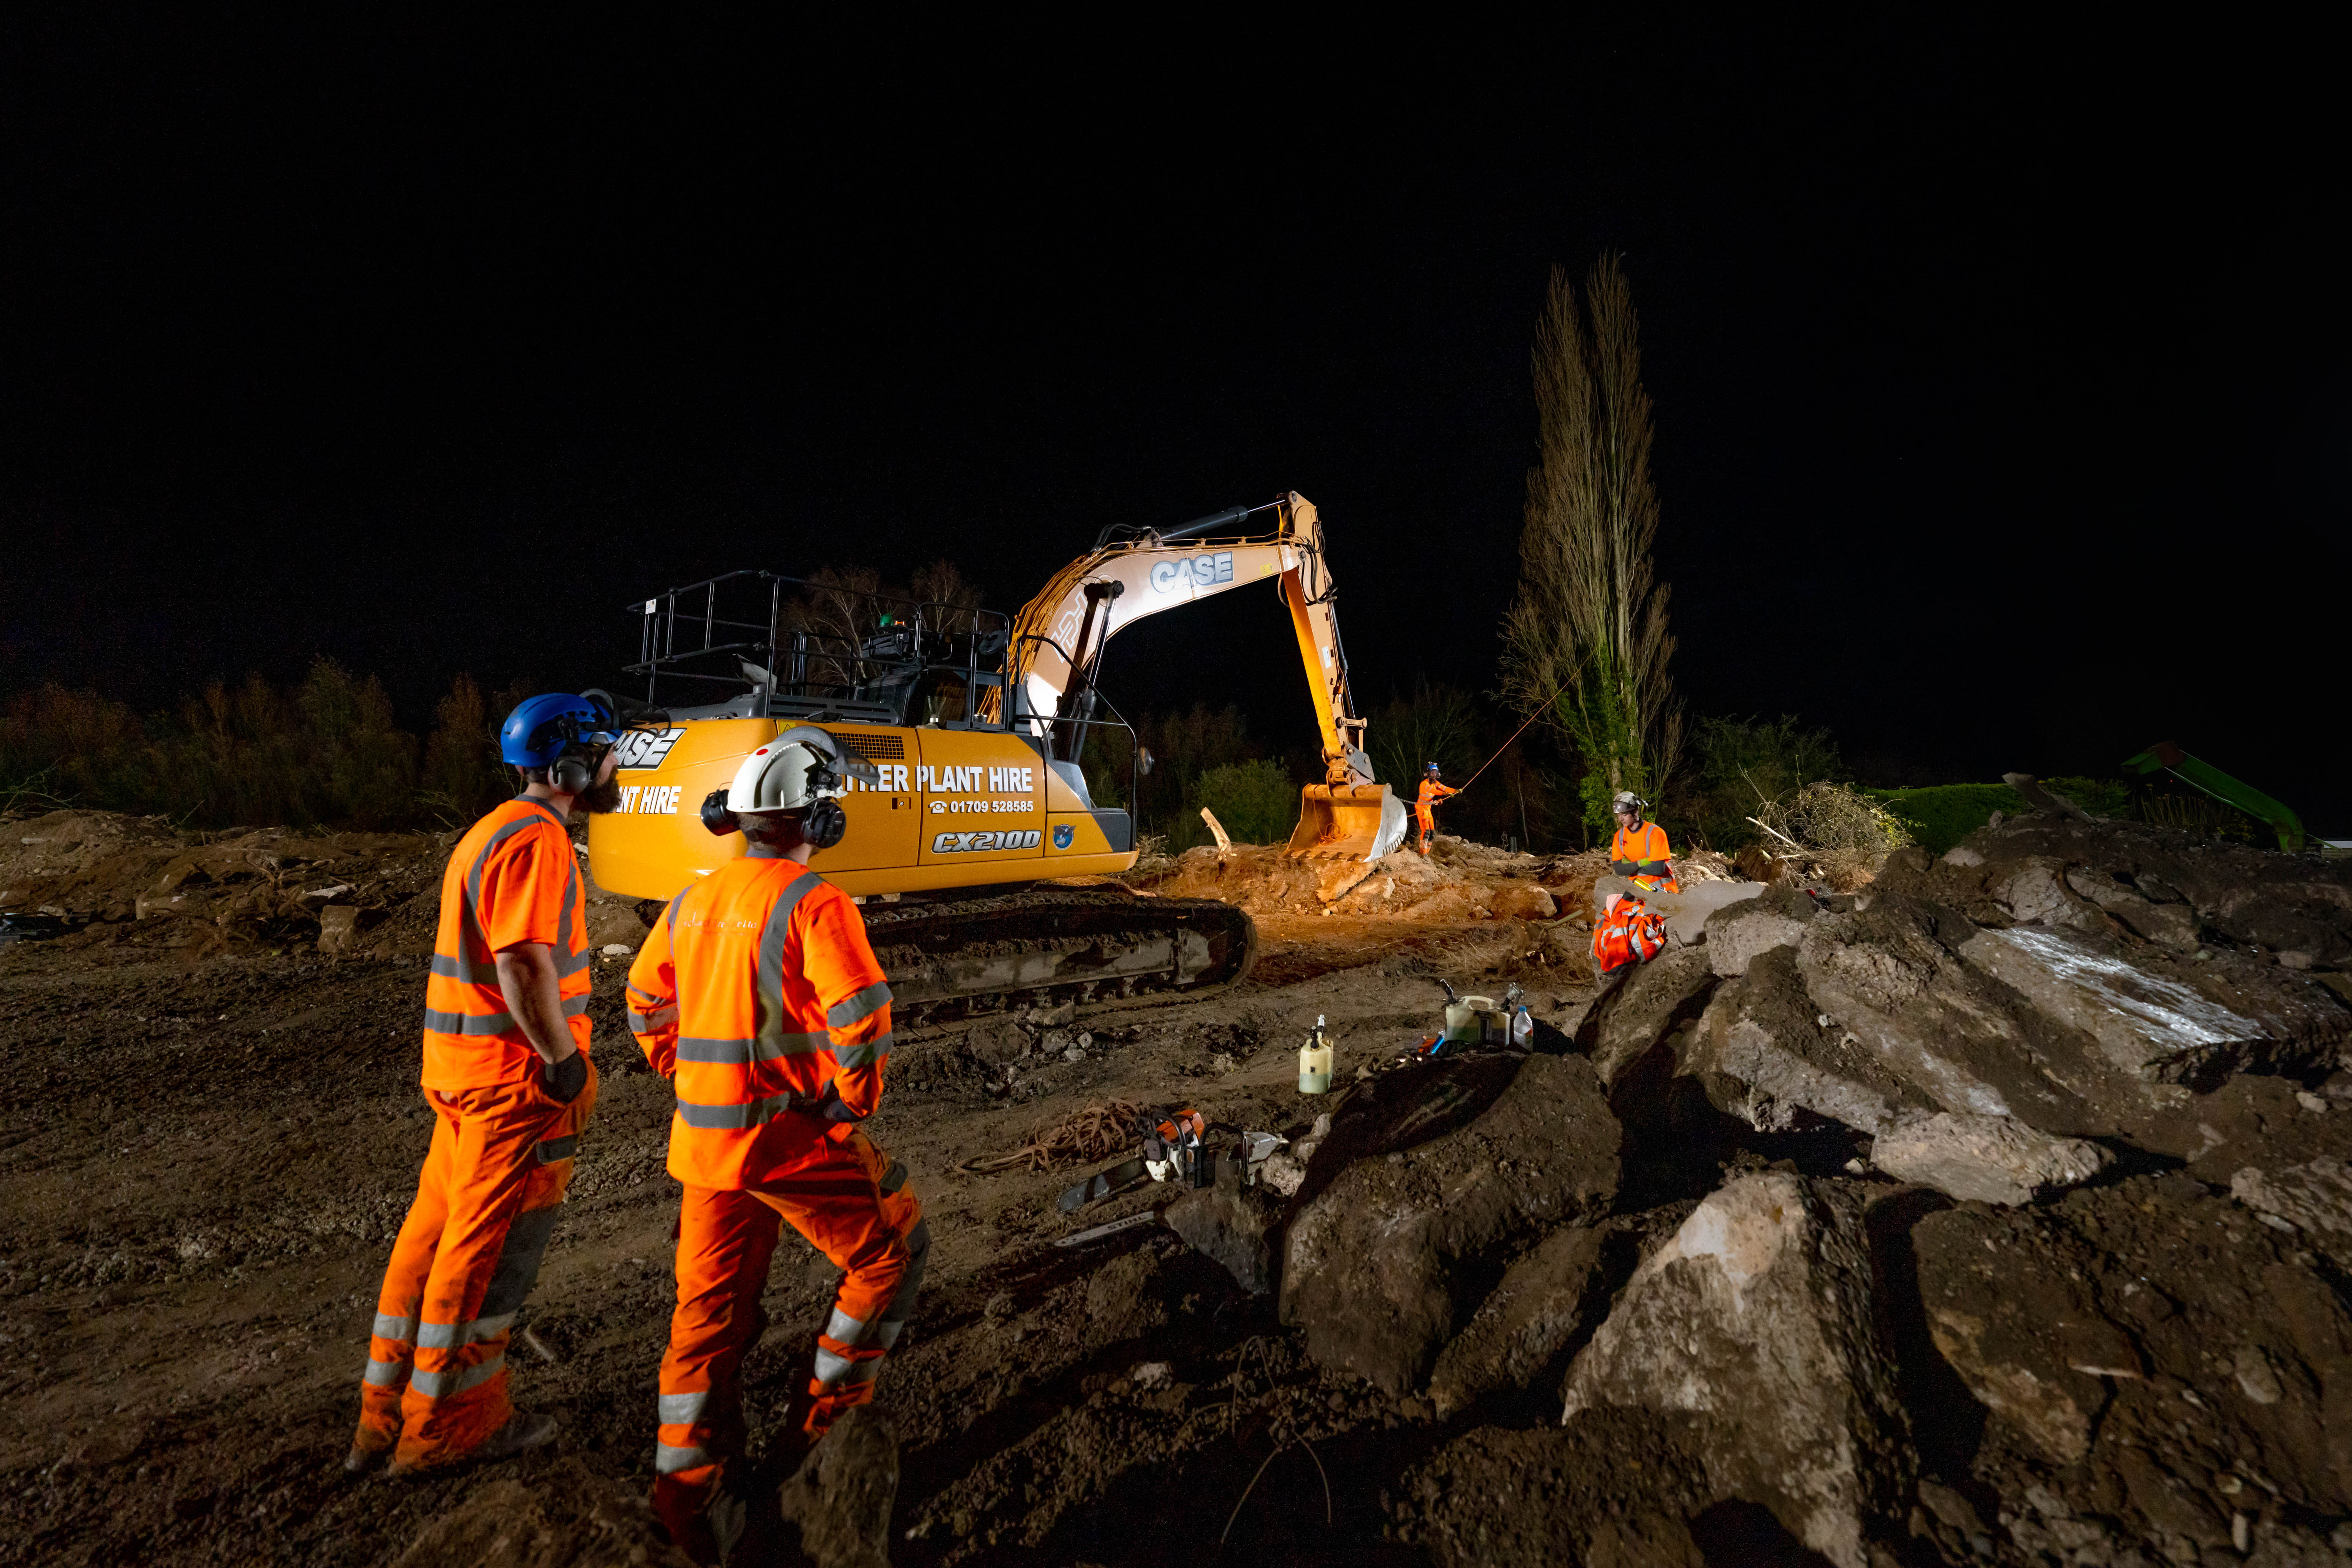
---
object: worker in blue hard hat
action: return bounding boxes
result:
[350,693,621,1474]
[1414,762,1460,854]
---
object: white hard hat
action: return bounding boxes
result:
[725,741,843,815]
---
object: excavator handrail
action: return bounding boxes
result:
[620,567,1013,728]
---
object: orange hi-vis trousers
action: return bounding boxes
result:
[651,1127,927,1543]
[354,1064,598,1469]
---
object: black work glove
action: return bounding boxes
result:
[544,1050,589,1104]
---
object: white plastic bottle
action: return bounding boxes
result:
[1298,1014,1333,1094]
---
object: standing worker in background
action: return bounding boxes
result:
[1415,762,1460,854]
[629,737,928,1563]
[348,694,618,1475]
[1608,791,1679,895]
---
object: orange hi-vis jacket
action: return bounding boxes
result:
[422,797,593,1090]
[1592,897,1668,973]
[626,851,894,1190]
[1609,820,1679,894]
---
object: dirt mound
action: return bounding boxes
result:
[1137,837,1735,923]
[0,808,647,959]
[12,790,2352,1568]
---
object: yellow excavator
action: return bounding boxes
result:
[585,491,1405,1025]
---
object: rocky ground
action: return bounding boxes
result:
[1,805,2349,1566]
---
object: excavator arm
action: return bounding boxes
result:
[991,492,1407,864]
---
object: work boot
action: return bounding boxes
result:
[343,1444,389,1477]
[387,1412,558,1475]
[475,1411,559,1462]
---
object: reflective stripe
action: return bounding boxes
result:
[657,1390,708,1425]
[437,805,590,1003]
[843,1357,881,1385]
[537,1134,580,1164]
[372,1311,419,1343]
[655,1441,711,1474]
[556,858,579,965]
[833,1031,893,1071]
[674,1093,797,1130]
[825,1307,867,1346]
[362,1355,408,1388]
[415,1312,516,1351]
[827,982,892,1029]
[409,1351,506,1399]
[427,996,592,1034]
[462,813,559,962]
[674,1032,830,1065]
[877,1319,907,1348]
[424,1007,517,1035]
[752,872,824,1061]
[811,1346,853,1387]
[879,1161,908,1196]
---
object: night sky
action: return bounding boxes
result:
[5,22,2346,829]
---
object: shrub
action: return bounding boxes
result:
[1680,714,1843,851]
[1191,759,1298,847]
[1755,781,1912,890]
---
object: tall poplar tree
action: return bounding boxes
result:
[1501,254,1684,828]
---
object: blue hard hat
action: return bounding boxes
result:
[501,693,619,767]
[1425,761,1441,773]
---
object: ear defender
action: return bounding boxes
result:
[803,798,848,849]
[701,788,740,837]
[553,754,593,794]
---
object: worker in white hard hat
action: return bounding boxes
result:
[1608,791,1677,896]
[626,734,926,1563]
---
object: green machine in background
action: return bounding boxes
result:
[2122,740,2308,852]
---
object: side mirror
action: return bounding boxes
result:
[1138,746,1156,777]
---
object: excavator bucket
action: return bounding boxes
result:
[1286,783,1409,864]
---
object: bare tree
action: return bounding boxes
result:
[1500,254,1684,828]
[909,558,985,635]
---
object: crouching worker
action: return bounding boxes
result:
[348,694,617,1474]
[630,737,928,1562]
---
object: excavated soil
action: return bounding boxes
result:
[0,818,1607,1566]
[4,811,2351,1566]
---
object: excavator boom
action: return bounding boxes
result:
[995,492,1406,867]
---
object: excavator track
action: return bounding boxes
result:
[860,886,1256,1034]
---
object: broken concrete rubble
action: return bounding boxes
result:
[1560,1174,1910,1568]
[1880,811,2352,968]
[1280,1053,1619,1394]
[1426,1223,1605,1417]
[1797,893,2117,1131]
[1687,947,1929,1134]
[1958,924,2273,1085]
[1701,881,1815,977]
[2231,1156,2352,1270]
[1912,1179,2352,1539]
[1163,1178,1279,1295]
[1869,1110,2112,1205]
[1582,944,1716,1088]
